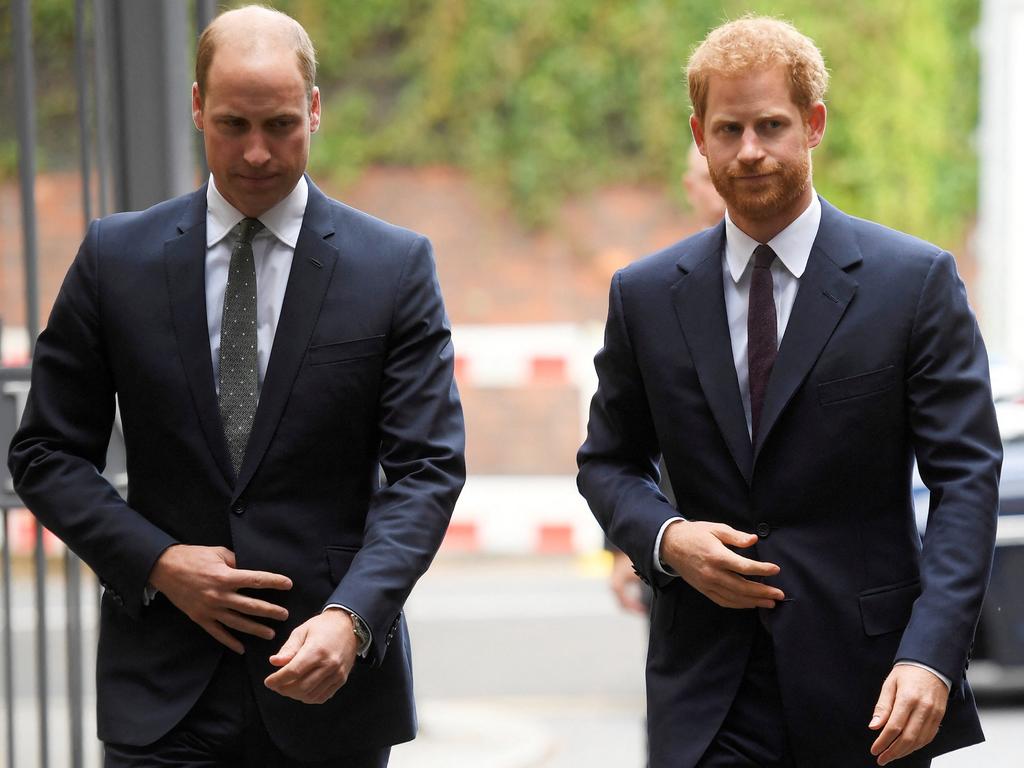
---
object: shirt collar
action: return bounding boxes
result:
[205,175,308,249]
[723,191,821,283]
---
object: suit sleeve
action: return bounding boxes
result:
[7,221,177,618]
[577,270,677,588]
[897,249,1001,685]
[324,235,465,665]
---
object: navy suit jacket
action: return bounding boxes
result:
[9,179,465,760]
[578,198,1001,767]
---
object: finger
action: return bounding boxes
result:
[218,548,237,568]
[224,568,293,591]
[711,524,759,548]
[202,620,244,655]
[869,672,897,730]
[224,594,289,622]
[613,584,647,614]
[308,674,345,704]
[266,644,321,693]
[879,709,927,765]
[269,625,307,668]
[871,698,910,757]
[705,587,774,610]
[721,550,782,579]
[218,611,277,641]
[717,572,785,602]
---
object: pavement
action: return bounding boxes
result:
[2,553,1022,767]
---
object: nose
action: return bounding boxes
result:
[243,132,271,167]
[737,128,765,165]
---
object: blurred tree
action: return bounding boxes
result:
[0,0,980,247]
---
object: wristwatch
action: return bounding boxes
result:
[346,609,371,656]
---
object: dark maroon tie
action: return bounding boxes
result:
[748,244,778,441]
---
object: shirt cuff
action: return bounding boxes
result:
[653,517,686,576]
[894,660,952,691]
[142,585,158,605]
[323,603,372,657]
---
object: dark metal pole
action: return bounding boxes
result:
[12,0,41,349]
[2,509,15,768]
[33,523,49,768]
[93,0,112,217]
[68,6,91,761]
[76,0,94,225]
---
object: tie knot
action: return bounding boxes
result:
[753,244,776,269]
[232,217,264,246]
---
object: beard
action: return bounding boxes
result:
[709,150,812,224]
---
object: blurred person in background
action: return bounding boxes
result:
[8,6,463,767]
[579,15,1000,768]
[609,141,726,615]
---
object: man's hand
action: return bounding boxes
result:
[148,544,292,654]
[265,609,358,704]
[610,551,647,614]
[869,665,948,765]
[659,520,784,609]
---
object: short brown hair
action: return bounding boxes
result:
[687,15,828,124]
[195,5,317,103]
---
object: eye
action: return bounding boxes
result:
[219,117,246,131]
[270,118,297,131]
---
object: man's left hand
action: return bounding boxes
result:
[868,665,948,766]
[265,609,358,704]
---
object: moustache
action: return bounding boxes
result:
[725,161,782,179]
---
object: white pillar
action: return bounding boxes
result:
[979,0,1024,365]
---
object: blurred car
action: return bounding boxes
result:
[913,396,1024,695]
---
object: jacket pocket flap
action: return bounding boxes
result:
[859,579,920,637]
[325,545,361,583]
[818,366,896,405]
[309,335,386,366]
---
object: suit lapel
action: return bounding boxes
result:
[671,224,754,484]
[165,186,236,485]
[232,180,339,499]
[753,199,860,463]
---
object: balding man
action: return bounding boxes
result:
[9,6,464,766]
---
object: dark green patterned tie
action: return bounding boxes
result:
[219,217,264,476]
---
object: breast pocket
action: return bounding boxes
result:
[308,335,386,366]
[818,365,896,406]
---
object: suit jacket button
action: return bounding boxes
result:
[755,522,771,538]
[232,503,245,515]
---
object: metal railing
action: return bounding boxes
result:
[3,1,212,764]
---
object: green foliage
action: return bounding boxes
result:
[1,0,981,246]
[279,0,980,245]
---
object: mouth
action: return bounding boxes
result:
[237,173,278,185]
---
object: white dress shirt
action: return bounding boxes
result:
[205,175,304,392]
[650,193,949,688]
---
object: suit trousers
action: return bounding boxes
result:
[696,621,795,768]
[695,622,932,768]
[103,653,391,768]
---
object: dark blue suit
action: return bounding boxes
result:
[578,198,1001,767]
[9,179,465,761]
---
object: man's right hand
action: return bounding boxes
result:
[148,544,293,654]
[659,520,785,609]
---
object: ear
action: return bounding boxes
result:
[191,83,204,131]
[689,114,707,156]
[309,86,321,134]
[804,101,827,149]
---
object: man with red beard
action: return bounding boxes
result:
[578,16,1000,768]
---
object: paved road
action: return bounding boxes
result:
[2,554,1022,766]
